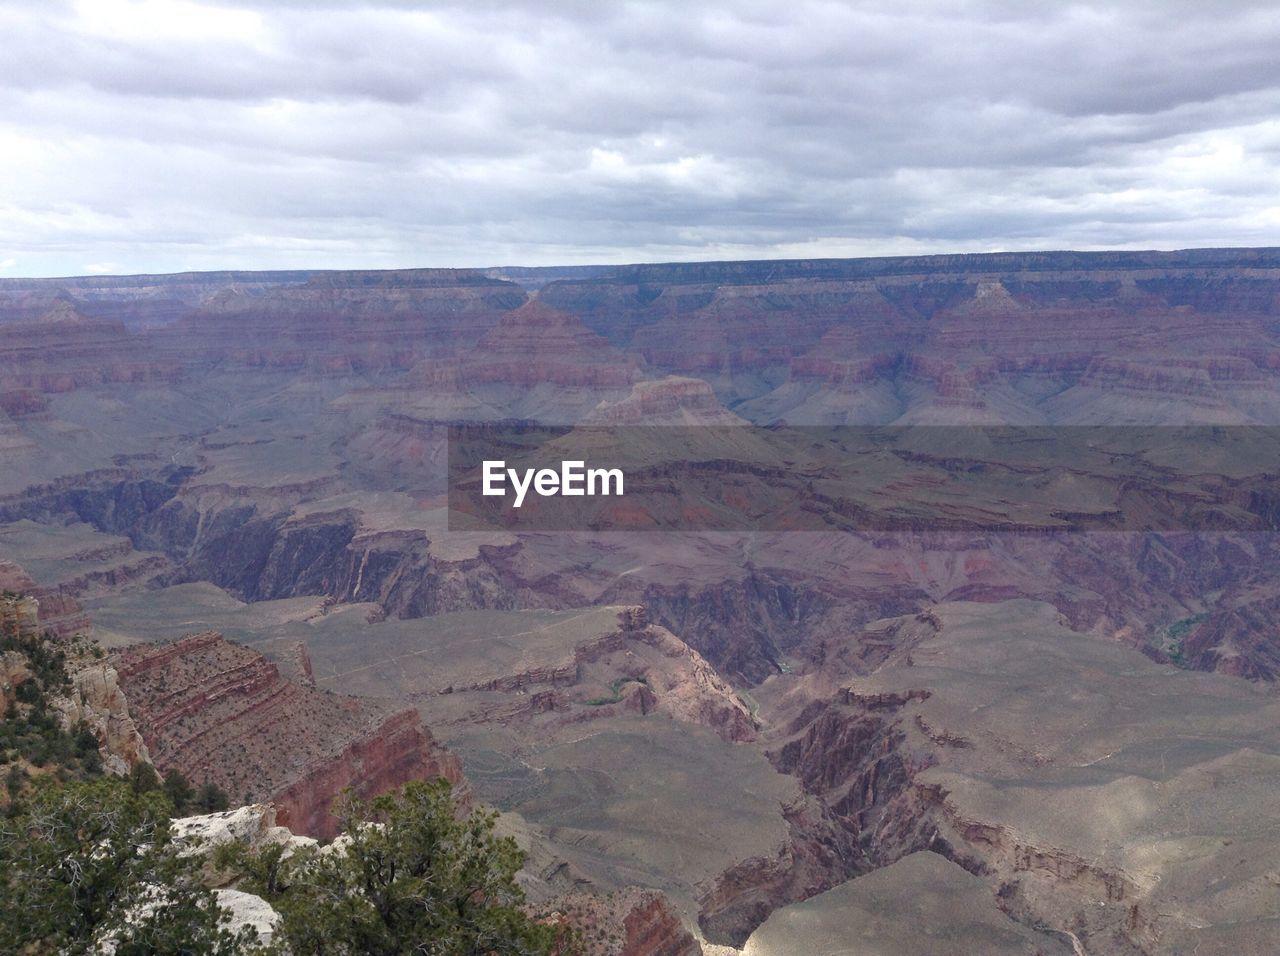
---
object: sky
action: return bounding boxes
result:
[1,0,1278,277]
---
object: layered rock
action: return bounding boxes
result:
[0,646,30,714]
[0,270,312,327]
[552,889,703,956]
[0,581,40,641]
[9,250,1280,951]
[0,559,92,639]
[111,631,463,838]
[356,606,759,746]
[0,311,180,395]
[1180,594,1280,679]
[466,299,640,391]
[165,269,527,373]
[0,563,147,774]
[54,658,152,775]
[744,600,1280,953]
[584,377,745,426]
[534,250,1280,423]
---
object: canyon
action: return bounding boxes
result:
[110,630,463,839]
[4,248,1280,953]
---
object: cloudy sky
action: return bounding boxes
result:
[2,0,1278,276]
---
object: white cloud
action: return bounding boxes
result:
[0,0,1277,275]
[72,0,266,46]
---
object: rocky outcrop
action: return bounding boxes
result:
[616,622,757,743]
[212,889,282,949]
[1,648,30,714]
[0,564,147,773]
[169,805,303,946]
[696,677,937,945]
[0,581,40,641]
[619,893,702,956]
[271,707,463,839]
[1180,594,1280,679]
[584,377,745,425]
[171,803,317,862]
[112,632,463,838]
[171,805,700,956]
[53,659,151,775]
[465,299,640,390]
[552,888,703,956]
[414,608,758,745]
[0,560,91,639]
[696,795,863,946]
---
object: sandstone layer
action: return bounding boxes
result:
[111,631,463,838]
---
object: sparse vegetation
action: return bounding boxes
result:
[0,777,258,954]
[3,627,554,955]
[583,675,648,706]
[0,623,103,810]
[195,779,231,813]
[219,779,563,955]
[2,594,232,820]
[1163,613,1208,666]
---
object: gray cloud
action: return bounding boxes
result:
[0,0,1277,276]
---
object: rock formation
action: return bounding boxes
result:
[7,250,1280,950]
[0,559,92,639]
[551,889,704,956]
[584,377,745,426]
[111,632,463,838]
[54,658,152,775]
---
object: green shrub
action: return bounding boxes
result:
[221,779,560,956]
[0,777,258,954]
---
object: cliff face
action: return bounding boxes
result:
[696,678,936,945]
[552,889,703,956]
[0,648,29,715]
[271,707,462,839]
[166,269,527,373]
[111,631,462,838]
[5,249,1278,422]
[0,560,92,639]
[1180,594,1280,679]
[534,250,1280,422]
[728,600,1280,953]
[8,252,1280,949]
[0,563,148,775]
[0,314,180,394]
[0,269,529,406]
[54,660,152,775]
[583,377,745,426]
[465,299,640,390]
[0,579,40,641]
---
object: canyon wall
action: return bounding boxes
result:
[111,631,463,838]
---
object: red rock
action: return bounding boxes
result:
[0,560,92,639]
[112,632,463,838]
[548,888,702,956]
[464,299,640,389]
